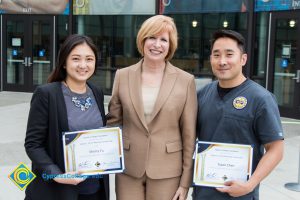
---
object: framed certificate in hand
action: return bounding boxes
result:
[193,141,253,187]
[62,127,124,175]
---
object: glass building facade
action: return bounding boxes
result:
[1,0,300,118]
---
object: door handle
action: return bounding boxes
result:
[27,57,33,67]
[292,70,300,83]
[22,57,28,66]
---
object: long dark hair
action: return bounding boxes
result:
[48,34,98,83]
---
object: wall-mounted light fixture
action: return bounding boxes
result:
[192,20,198,28]
[223,20,228,28]
[289,20,296,28]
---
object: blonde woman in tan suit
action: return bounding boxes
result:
[107,15,197,200]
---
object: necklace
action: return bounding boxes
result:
[71,96,92,111]
[64,81,92,111]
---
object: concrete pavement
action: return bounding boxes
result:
[0,91,300,200]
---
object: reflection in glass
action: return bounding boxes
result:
[253,12,269,87]
[57,15,69,56]
[6,20,25,84]
[75,15,113,94]
[75,15,148,94]
[74,13,247,93]
[170,13,247,76]
[32,20,52,85]
[115,16,147,67]
[273,18,297,107]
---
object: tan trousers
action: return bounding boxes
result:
[116,173,181,200]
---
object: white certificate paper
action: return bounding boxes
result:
[193,141,253,187]
[62,127,124,175]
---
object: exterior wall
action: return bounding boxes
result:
[0,0,299,93]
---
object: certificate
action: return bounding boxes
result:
[193,141,253,187]
[62,127,124,175]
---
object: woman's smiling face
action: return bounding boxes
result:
[65,42,96,84]
[143,30,170,62]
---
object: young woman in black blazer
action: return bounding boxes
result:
[24,34,109,200]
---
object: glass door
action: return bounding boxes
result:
[32,17,53,87]
[3,16,26,90]
[3,15,53,92]
[269,11,300,118]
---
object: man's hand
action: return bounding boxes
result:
[172,186,189,200]
[216,180,254,197]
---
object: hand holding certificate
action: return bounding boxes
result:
[193,141,253,187]
[62,127,124,175]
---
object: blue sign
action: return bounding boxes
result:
[255,0,300,12]
[280,59,288,68]
[39,50,45,57]
[12,49,18,56]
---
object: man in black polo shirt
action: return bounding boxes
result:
[193,30,284,200]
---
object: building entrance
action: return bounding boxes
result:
[269,11,300,118]
[2,15,54,92]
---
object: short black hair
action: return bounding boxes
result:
[211,30,246,53]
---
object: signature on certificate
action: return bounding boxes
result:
[79,161,92,168]
[206,173,217,179]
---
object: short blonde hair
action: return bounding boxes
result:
[136,15,178,61]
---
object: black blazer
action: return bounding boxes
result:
[24,82,109,200]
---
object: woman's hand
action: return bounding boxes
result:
[53,171,86,185]
[172,186,189,200]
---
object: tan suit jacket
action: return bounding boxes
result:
[107,60,197,188]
